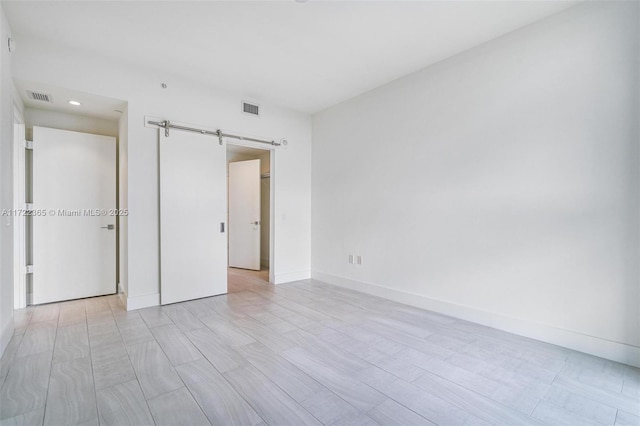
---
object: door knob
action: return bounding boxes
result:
[251,221,260,225]
[101,224,115,230]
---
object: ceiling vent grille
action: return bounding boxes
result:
[27,91,53,103]
[242,101,260,117]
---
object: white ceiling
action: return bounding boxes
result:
[14,79,126,121]
[3,1,579,114]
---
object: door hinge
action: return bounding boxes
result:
[25,140,33,150]
[25,265,34,274]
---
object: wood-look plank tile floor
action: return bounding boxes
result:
[1,268,638,425]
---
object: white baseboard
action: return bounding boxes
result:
[274,270,311,285]
[0,318,15,358]
[312,271,640,368]
[125,292,160,311]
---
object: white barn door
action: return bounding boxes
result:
[32,127,116,304]
[159,129,227,305]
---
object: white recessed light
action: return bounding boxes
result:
[68,100,81,106]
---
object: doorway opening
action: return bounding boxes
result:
[226,144,272,289]
[13,79,126,308]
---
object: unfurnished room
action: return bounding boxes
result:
[0,1,638,425]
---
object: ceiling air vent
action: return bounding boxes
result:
[27,91,53,103]
[242,101,260,117]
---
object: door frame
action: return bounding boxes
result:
[228,158,261,271]
[226,140,276,284]
[12,104,26,309]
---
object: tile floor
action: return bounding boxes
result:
[0,268,638,425]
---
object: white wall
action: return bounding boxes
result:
[24,108,118,139]
[12,37,312,310]
[312,2,640,366]
[0,4,22,356]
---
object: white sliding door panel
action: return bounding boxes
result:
[228,159,261,270]
[33,127,116,305]
[160,130,227,305]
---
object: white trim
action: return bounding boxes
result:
[269,151,276,284]
[12,105,26,309]
[0,319,14,358]
[226,139,276,152]
[312,271,640,368]
[125,292,160,311]
[274,270,311,284]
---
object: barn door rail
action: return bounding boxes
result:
[147,119,281,146]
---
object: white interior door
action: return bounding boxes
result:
[228,159,261,270]
[33,127,116,305]
[159,129,227,305]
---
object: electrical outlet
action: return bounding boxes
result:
[348,254,354,264]
[356,255,362,265]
